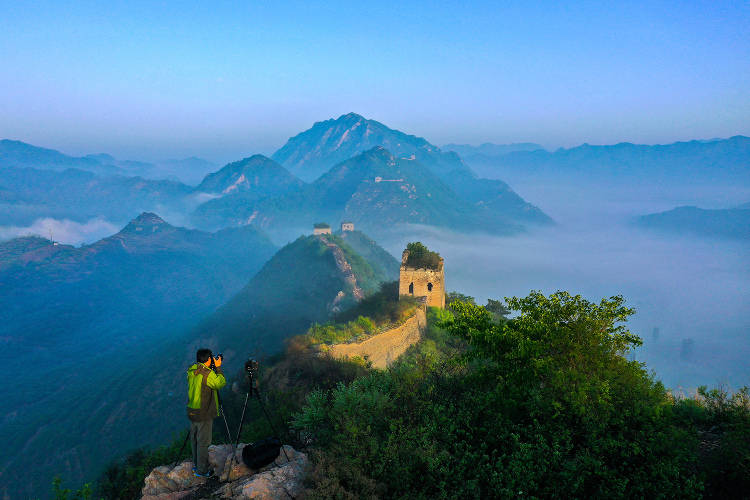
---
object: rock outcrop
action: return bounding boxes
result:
[141,444,308,500]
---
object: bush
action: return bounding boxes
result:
[404,242,441,270]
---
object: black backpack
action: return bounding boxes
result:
[242,437,282,469]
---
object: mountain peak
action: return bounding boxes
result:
[272,113,470,182]
[122,212,170,234]
[337,112,366,122]
[196,155,303,196]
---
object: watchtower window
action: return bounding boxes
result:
[427,282,433,292]
[409,282,414,294]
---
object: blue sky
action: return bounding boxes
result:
[1,0,748,162]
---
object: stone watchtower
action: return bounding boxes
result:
[398,246,445,308]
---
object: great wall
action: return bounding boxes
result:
[328,304,427,369]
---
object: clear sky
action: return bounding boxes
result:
[1,0,748,163]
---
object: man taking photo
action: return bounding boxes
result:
[187,348,227,477]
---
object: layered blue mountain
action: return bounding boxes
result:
[194,146,549,236]
[272,112,474,182]
[442,142,545,157]
[192,155,305,229]
[1,139,216,184]
[194,114,551,234]
[0,213,276,498]
[0,166,193,226]
[468,136,750,186]
[636,204,750,240]
[1,139,123,176]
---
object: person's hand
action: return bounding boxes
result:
[213,356,222,368]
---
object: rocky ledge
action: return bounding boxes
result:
[141,444,308,499]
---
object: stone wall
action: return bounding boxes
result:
[328,306,426,369]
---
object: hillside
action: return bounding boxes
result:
[272,112,473,182]
[338,229,400,279]
[636,205,750,240]
[8,229,394,498]
[0,166,193,226]
[0,213,277,499]
[192,155,305,229]
[195,155,303,195]
[42,232,393,495]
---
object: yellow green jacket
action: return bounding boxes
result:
[186,362,226,421]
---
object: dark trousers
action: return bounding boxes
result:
[190,419,213,474]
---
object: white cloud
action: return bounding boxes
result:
[0,217,118,245]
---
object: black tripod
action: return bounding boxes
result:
[223,361,289,480]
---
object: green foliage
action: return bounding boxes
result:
[674,386,750,498]
[307,316,378,344]
[483,298,510,320]
[94,432,190,500]
[51,476,92,500]
[293,290,749,498]
[445,290,475,305]
[306,282,419,345]
[404,241,441,269]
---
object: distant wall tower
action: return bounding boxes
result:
[341,221,355,232]
[313,223,332,235]
[398,249,445,308]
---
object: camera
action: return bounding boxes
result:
[245,358,259,376]
[209,352,223,369]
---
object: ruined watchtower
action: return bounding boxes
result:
[313,222,332,235]
[398,242,445,308]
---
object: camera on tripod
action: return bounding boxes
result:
[245,358,259,377]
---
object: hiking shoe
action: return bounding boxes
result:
[193,469,214,478]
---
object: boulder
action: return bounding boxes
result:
[141,460,204,499]
[141,444,308,500]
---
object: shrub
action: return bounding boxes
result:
[404,242,441,269]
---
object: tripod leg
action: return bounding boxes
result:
[169,428,191,471]
[253,388,290,462]
[223,390,251,481]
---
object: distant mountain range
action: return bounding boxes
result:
[443,142,544,158]
[0,166,193,226]
[7,117,748,243]
[636,204,750,240]
[0,213,276,497]
[466,136,750,186]
[0,139,216,184]
[193,114,551,235]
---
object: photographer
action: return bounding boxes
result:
[186,348,226,477]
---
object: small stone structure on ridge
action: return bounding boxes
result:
[341,221,355,232]
[398,243,445,308]
[313,222,332,235]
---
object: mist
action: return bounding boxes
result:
[377,181,750,391]
[0,216,118,245]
